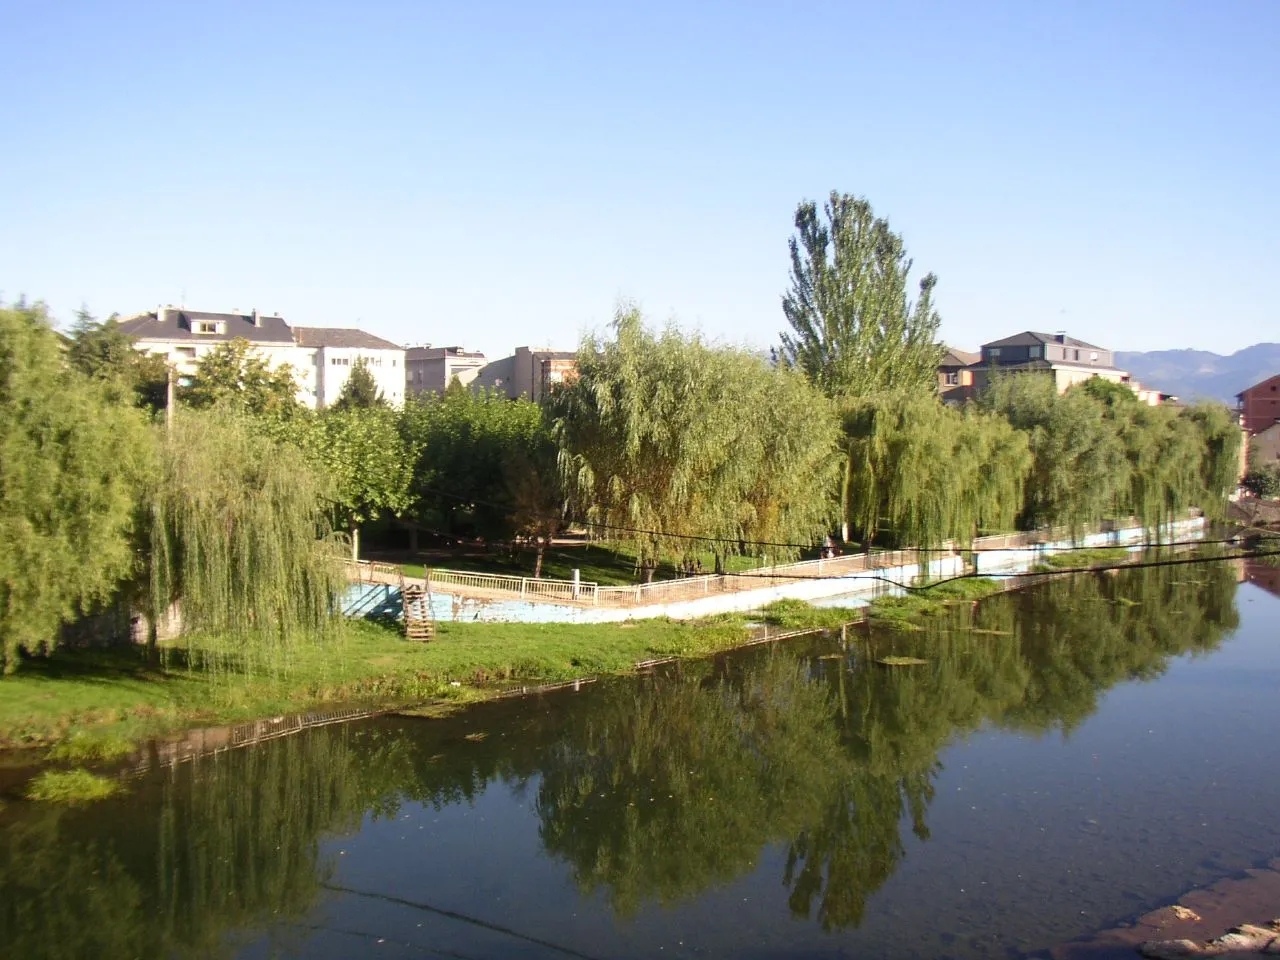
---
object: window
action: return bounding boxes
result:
[1028,345,1042,359]
[1073,349,1080,361]
[1090,351,1098,362]
[176,347,196,358]
[944,371,959,385]
[193,321,221,335]
[987,347,1001,360]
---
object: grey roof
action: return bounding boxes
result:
[940,347,979,367]
[293,327,404,350]
[406,345,487,360]
[117,308,295,344]
[983,331,1105,351]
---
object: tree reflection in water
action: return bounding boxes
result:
[0,559,1242,954]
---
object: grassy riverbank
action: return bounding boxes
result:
[0,601,864,753]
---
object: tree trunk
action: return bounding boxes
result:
[714,554,724,575]
[841,449,854,544]
[351,525,360,561]
[409,525,418,553]
[534,541,545,579]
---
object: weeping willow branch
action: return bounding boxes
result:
[145,410,346,666]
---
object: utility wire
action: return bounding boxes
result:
[720,547,1280,594]
[410,485,1278,556]
[322,883,608,960]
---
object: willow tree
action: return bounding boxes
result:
[982,373,1128,533]
[0,302,156,672]
[843,392,1031,548]
[779,191,945,539]
[1183,401,1243,520]
[551,308,840,575]
[145,409,345,666]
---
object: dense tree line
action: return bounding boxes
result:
[0,190,1243,667]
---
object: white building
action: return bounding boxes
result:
[293,326,406,408]
[117,307,405,408]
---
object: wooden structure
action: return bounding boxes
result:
[400,573,435,641]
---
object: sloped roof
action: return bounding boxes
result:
[293,327,404,350]
[982,331,1105,351]
[117,309,295,344]
[1237,373,1280,398]
[940,347,979,367]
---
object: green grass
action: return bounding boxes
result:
[1032,547,1132,572]
[0,615,766,751]
[25,768,120,803]
[867,577,1005,626]
[756,599,864,631]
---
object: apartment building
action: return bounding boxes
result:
[405,345,488,396]
[118,306,405,408]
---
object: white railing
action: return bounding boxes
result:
[342,559,402,583]
[425,568,600,604]
[419,547,944,609]
[590,547,931,608]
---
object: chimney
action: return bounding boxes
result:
[252,308,260,327]
[156,304,166,324]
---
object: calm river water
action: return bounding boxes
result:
[2,559,1279,959]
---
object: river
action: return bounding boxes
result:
[2,558,1278,959]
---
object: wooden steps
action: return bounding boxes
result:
[400,581,435,641]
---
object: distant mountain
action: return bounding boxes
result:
[1114,343,1280,404]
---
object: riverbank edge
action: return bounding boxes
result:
[0,555,1131,764]
[0,601,872,759]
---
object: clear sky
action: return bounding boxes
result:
[3,1,1277,357]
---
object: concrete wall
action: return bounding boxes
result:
[973,515,1204,574]
[343,555,966,625]
[315,345,405,408]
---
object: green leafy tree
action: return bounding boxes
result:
[982,373,1128,533]
[843,392,1031,547]
[1242,465,1280,498]
[780,192,943,398]
[66,308,170,412]
[779,192,945,539]
[551,308,840,575]
[144,409,345,662]
[504,417,566,578]
[304,407,413,559]
[182,338,302,417]
[400,388,549,543]
[1185,401,1244,517]
[331,357,386,410]
[0,302,156,672]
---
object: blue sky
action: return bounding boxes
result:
[3,1,1277,357]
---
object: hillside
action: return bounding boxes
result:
[1115,343,1280,404]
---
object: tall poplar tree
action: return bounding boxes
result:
[779,192,946,541]
[780,192,943,398]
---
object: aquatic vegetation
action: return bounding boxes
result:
[757,599,862,630]
[24,768,120,803]
[867,576,1003,625]
[47,731,135,762]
